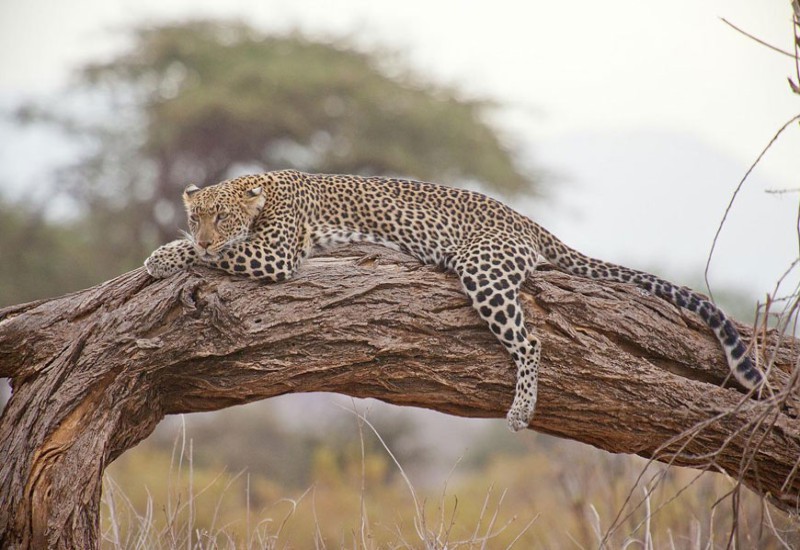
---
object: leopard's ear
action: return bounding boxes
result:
[184,184,201,197]
[243,186,267,216]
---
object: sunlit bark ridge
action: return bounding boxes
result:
[0,245,797,549]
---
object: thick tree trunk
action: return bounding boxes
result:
[0,245,797,549]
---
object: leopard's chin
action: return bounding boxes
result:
[199,239,243,260]
[194,246,223,261]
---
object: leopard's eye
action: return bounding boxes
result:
[189,213,199,222]
[216,212,229,222]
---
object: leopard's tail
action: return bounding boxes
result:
[532,225,763,389]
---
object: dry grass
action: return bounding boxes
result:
[101,403,800,550]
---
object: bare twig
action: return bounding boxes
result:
[704,114,800,301]
[720,18,797,58]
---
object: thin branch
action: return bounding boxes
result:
[704,114,800,301]
[720,18,796,58]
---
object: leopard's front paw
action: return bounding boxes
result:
[144,240,196,278]
[144,254,183,278]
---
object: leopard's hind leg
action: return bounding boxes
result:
[453,240,540,432]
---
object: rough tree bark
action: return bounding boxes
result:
[0,245,798,549]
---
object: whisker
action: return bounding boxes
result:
[179,230,196,244]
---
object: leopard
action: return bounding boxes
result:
[144,169,764,431]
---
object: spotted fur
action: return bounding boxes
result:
[145,170,763,431]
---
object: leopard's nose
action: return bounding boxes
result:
[198,240,212,250]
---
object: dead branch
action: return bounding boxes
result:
[0,245,798,549]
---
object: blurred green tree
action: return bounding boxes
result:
[17,19,539,277]
[0,198,120,306]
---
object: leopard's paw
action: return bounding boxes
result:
[144,254,183,278]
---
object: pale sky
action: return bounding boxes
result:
[1,0,798,298]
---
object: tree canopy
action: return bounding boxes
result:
[85,21,532,189]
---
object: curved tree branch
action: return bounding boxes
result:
[0,245,798,548]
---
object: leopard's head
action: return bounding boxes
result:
[182,178,267,260]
